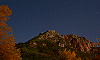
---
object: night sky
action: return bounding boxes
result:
[1,0,100,43]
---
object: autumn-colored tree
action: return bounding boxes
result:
[93,38,100,59]
[0,5,22,60]
[94,38,100,46]
[58,48,81,60]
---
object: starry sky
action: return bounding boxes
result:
[1,0,100,43]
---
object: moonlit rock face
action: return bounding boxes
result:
[62,34,95,53]
[51,30,55,33]
[48,35,54,38]
[38,30,94,53]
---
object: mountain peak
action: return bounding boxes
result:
[38,30,60,40]
[16,30,99,60]
[28,30,95,53]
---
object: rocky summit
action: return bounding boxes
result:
[30,30,94,53]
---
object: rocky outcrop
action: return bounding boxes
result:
[38,30,60,43]
[29,41,38,48]
[37,30,94,53]
[61,34,94,53]
[59,43,65,47]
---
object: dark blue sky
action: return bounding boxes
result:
[1,0,100,43]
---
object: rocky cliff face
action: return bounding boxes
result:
[33,30,94,53]
[61,34,94,53]
[38,30,61,43]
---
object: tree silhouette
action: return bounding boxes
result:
[0,5,22,60]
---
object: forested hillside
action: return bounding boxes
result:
[16,30,100,60]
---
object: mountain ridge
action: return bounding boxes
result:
[28,30,94,53]
[16,30,100,60]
